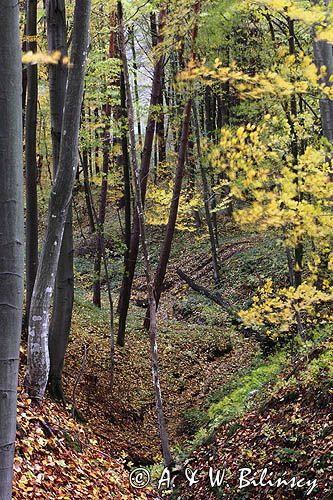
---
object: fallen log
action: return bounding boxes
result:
[176,268,275,353]
[176,268,237,317]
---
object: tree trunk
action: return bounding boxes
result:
[92,12,117,307]
[144,1,200,329]
[116,69,132,296]
[94,107,100,174]
[117,7,166,346]
[144,98,192,329]
[287,18,304,288]
[25,0,91,402]
[193,101,220,283]
[92,103,110,307]
[313,0,333,141]
[48,209,73,401]
[45,0,75,402]
[25,0,39,322]
[129,26,143,151]
[81,104,96,233]
[151,12,166,169]
[82,150,96,232]
[118,0,173,467]
[22,23,28,132]
[0,2,24,497]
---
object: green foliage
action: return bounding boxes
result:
[301,343,333,388]
[189,350,286,449]
[173,292,226,326]
[207,351,285,423]
[275,447,304,464]
[182,408,209,435]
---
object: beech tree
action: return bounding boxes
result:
[144,1,200,329]
[0,2,24,497]
[92,10,117,308]
[118,0,173,467]
[45,0,74,402]
[25,0,38,321]
[312,0,333,142]
[25,0,91,402]
[117,5,166,346]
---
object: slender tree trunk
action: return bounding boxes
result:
[157,86,166,166]
[81,104,96,233]
[193,101,220,283]
[118,0,173,467]
[204,87,219,245]
[0,2,24,497]
[116,70,132,294]
[129,26,143,151]
[151,12,166,168]
[312,1,333,289]
[287,18,303,288]
[92,12,117,307]
[313,0,333,141]
[144,99,192,329]
[25,0,39,322]
[82,149,96,232]
[88,106,93,177]
[45,0,75,402]
[92,103,110,307]
[22,23,28,131]
[117,7,166,346]
[144,2,200,329]
[26,0,91,402]
[94,107,100,174]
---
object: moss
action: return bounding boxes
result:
[189,350,286,449]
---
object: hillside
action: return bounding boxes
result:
[14,388,158,499]
[173,336,333,499]
[14,217,331,499]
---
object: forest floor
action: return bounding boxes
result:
[16,198,333,498]
[63,219,263,465]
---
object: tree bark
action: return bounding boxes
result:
[81,104,96,233]
[287,18,304,288]
[116,69,132,296]
[129,26,143,151]
[45,0,75,402]
[46,0,68,176]
[151,12,166,169]
[313,0,333,141]
[22,23,28,132]
[144,1,200,329]
[144,98,192,329]
[0,2,24,497]
[25,0,39,322]
[82,150,96,232]
[117,7,166,346]
[92,12,117,307]
[92,102,110,308]
[26,0,91,402]
[193,101,220,283]
[177,269,236,315]
[118,0,173,468]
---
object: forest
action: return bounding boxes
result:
[0,0,332,498]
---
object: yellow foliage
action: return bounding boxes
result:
[145,181,203,232]
[22,51,69,66]
[211,122,333,249]
[239,279,333,337]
